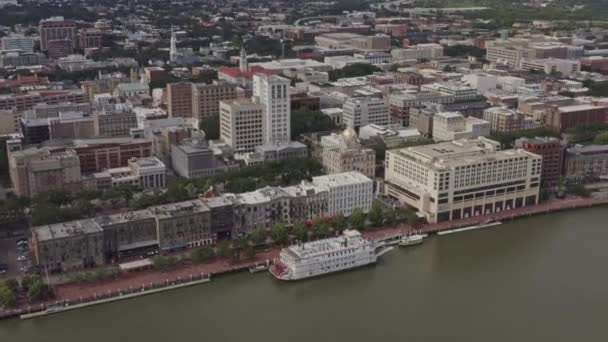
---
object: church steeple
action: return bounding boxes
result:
[239,46,248,73]
[170,26,177,63]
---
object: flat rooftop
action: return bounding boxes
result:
[33,219,103,242]
[95,209,154,227]
[312,171,372,188]
[149,199,209,219]
[390,138,538,169]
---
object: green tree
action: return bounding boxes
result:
[199,114,220,140]
[330,214,347,232]
[191,247,215,262]
[568,184,591,198]
[368,202,384,227]
[249,226,266,246]
[403,208,419,227]
[593,132,608,145]
[290,108,339,138]
[151,255,179,270]
[26,277,52,302]
[328,63,380,81]
[292,223,308,242]
[271,222,289,245]
[0,283,17,307]
[348,208,365,230]
[216,240,233,259]
[243,244,256,260]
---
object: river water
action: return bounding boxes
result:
[2,208,608,342]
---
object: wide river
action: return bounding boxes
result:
[2,208,608,342]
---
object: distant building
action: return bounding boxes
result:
[8,146,83,197]
[171,138,238,178]
[343,96,390,129]
[78,29,103,49]
[391,43,444,61]
[93,107,138,137]
[432,111,490,141]
[47,39,74,59]
[167,82,194,117]
[94,156,166,191]
[1,34,35,52]
[39,17,77,51]
[193,82,238,119]
[483,107,528,133]
[544,104,608,133]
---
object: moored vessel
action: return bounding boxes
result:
[269,230,392,281]
[398,234,425,246]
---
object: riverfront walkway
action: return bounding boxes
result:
[1,196,606,320]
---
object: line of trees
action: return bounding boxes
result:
[0,275,52,308]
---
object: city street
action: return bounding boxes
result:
[0,238,19,279]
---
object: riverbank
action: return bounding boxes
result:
[1,196,606,320]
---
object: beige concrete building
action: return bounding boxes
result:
[320,128,375,178]
[31,219,104,273]
[385,138,542,223]
[9,145,83,197]
[483,107,527,133]
[193,82,238,119]
[93,108,138,137]
[219,98,264,152]
[0,109,20,135]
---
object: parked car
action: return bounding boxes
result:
[17,255,30,261]
[16,239,28,246]
[20,266,31,272]
[0,268,7,275]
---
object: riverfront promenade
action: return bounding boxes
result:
[1,196,606,320]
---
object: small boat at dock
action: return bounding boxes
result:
[398,234,425,247]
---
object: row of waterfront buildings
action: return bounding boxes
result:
[31,171,373,273]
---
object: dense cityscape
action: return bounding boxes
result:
[1,0,608,334]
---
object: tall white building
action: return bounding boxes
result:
[384,138,542,223]
[343,96,390,129]
[219,99,264,153]
[253,74,291,145]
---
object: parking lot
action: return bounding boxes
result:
[0,237,32,279]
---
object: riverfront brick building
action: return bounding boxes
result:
[514,137,565,187]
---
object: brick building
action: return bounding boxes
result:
[514,137,565,187]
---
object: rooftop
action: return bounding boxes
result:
[95,209,154,227]
[149,200,209,219]
[558,104,605,112]
[312,171,372,188]
[390,138,538,169]
[33,219,103,242]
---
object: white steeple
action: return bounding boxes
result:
[239,46,248,73]
[170,26,177,63]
